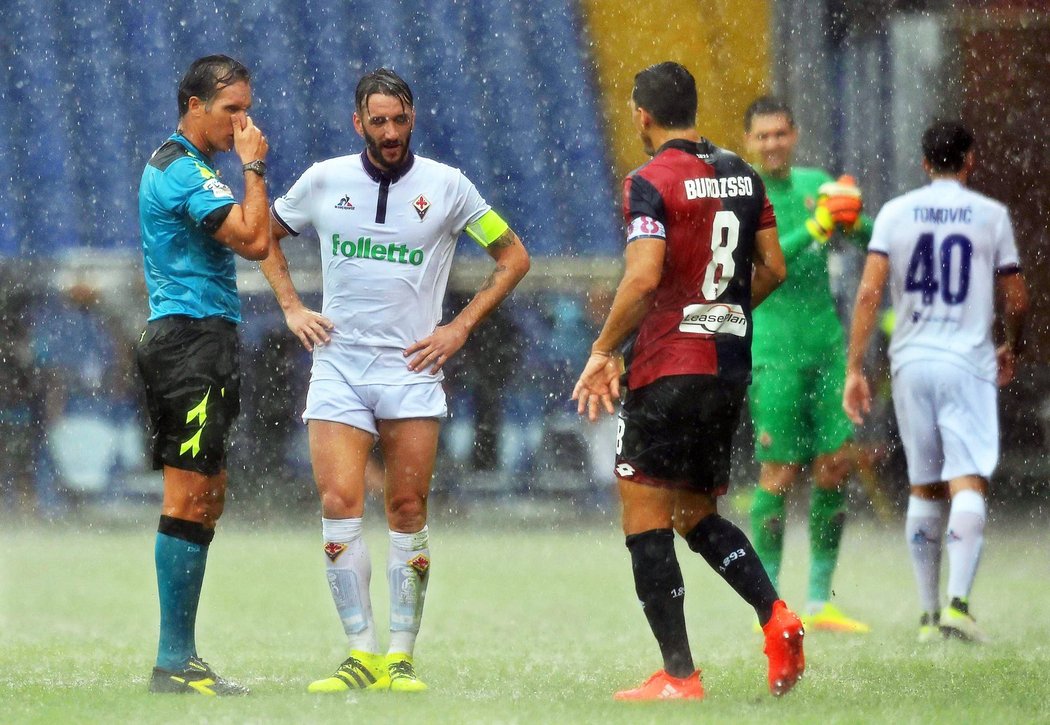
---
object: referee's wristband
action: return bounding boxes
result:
[242,160,267,177]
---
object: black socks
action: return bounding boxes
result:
[685,514,778,626]
[626,529,694,678]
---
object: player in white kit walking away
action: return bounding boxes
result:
[843,120,1028,643]
[261,68,530,692]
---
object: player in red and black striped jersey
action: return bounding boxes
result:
[573,62,804,701]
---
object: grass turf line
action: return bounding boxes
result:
[1,515,1048,724]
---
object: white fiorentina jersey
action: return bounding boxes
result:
[869,179,1020,381]
[273,152,490,384]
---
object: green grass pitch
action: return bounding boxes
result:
[2,508,1048,724]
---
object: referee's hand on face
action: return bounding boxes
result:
[232,112,268,165]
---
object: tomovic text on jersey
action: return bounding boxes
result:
[331,233,425,266]
[679,302,748,336]
[684,175,754,200]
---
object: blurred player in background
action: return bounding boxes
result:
[137,55,270,695]
[742,96,872,633]
[573,62,804,701]
[844,120,1028,643]
[262,68,529,693]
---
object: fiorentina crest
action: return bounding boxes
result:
[412,194,430,220]
[323,541,347,562]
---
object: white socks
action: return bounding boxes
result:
[905,496,948,614]
[322,517,379,653]
[322,519,431,657]
[946,489,986,602]
[387,526,431,656]
[906,490,987,614]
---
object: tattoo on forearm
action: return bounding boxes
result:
[479,264,508,293]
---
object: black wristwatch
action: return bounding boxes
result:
[242,160,267,177]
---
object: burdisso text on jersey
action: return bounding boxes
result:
[332,234,425,265]
[684,175,755,200]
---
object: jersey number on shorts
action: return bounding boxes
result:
[700,210,740,299]
[904,232,972,305]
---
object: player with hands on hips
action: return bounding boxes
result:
[262,68,529,694]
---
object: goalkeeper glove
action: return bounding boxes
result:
[805,201,835,244]
[818,174,863,229]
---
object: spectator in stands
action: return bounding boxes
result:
[0,270,40,516]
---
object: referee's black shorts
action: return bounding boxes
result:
[615,374,747,495]
[135,315,241,475]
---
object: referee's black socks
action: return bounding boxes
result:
[625,529,695,678]
[685,514,778,626]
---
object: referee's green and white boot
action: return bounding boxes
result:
[917,611,943,643]
[939,598,987,643]
[387,653,428,693]
[307,650,390,693]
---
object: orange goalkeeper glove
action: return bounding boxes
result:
[818,174,863,229]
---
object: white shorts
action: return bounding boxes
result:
[303,379,447,436]
[891,359,998,485]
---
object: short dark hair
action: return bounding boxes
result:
[177,55,250,116]
[355,68,414,114]
[744,95,795,131]
[632,62,697,129]
[922,120,974,173]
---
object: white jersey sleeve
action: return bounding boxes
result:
[992,206,1020,271]
[272,163,319,236]
[447,170,491,238]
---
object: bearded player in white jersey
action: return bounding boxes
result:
[261,68,529,692]
[843,120,1029,644]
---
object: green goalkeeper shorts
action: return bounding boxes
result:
[748,355,853,465]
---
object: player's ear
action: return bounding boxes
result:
[352,111,365,138]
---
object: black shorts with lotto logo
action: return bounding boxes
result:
[135,316,241,475]
[615,374,747,494]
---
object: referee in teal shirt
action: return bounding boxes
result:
[136,55,270,696]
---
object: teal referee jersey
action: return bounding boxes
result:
[139,132,240,322]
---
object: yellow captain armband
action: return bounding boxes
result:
[464,209,510,248]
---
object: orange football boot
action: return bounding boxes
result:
[613,669,704,701]
[762,599,806,696]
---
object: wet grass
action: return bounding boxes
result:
[1,509,1048,724]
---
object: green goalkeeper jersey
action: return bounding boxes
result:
[752,166,872,366]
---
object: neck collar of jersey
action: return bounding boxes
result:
[170,131,215,167]
[656,137,712,157]
[361,149,415,183]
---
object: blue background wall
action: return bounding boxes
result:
[0,0,621,258]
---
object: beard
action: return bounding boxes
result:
[365,130,412,171]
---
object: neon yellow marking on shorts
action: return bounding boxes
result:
[181,388,210,457]
[186,389,210,426]
[464,209,509,248]
[180,427,204,458]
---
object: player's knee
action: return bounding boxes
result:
[814,461,850,488]
[317,485,364,518]
[191,488,225,526]
[387,492,428,530]
[813,451,851,488]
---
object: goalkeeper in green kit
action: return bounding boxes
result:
[742,96,872,633]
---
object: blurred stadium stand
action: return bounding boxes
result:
[1,0,1047,514]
